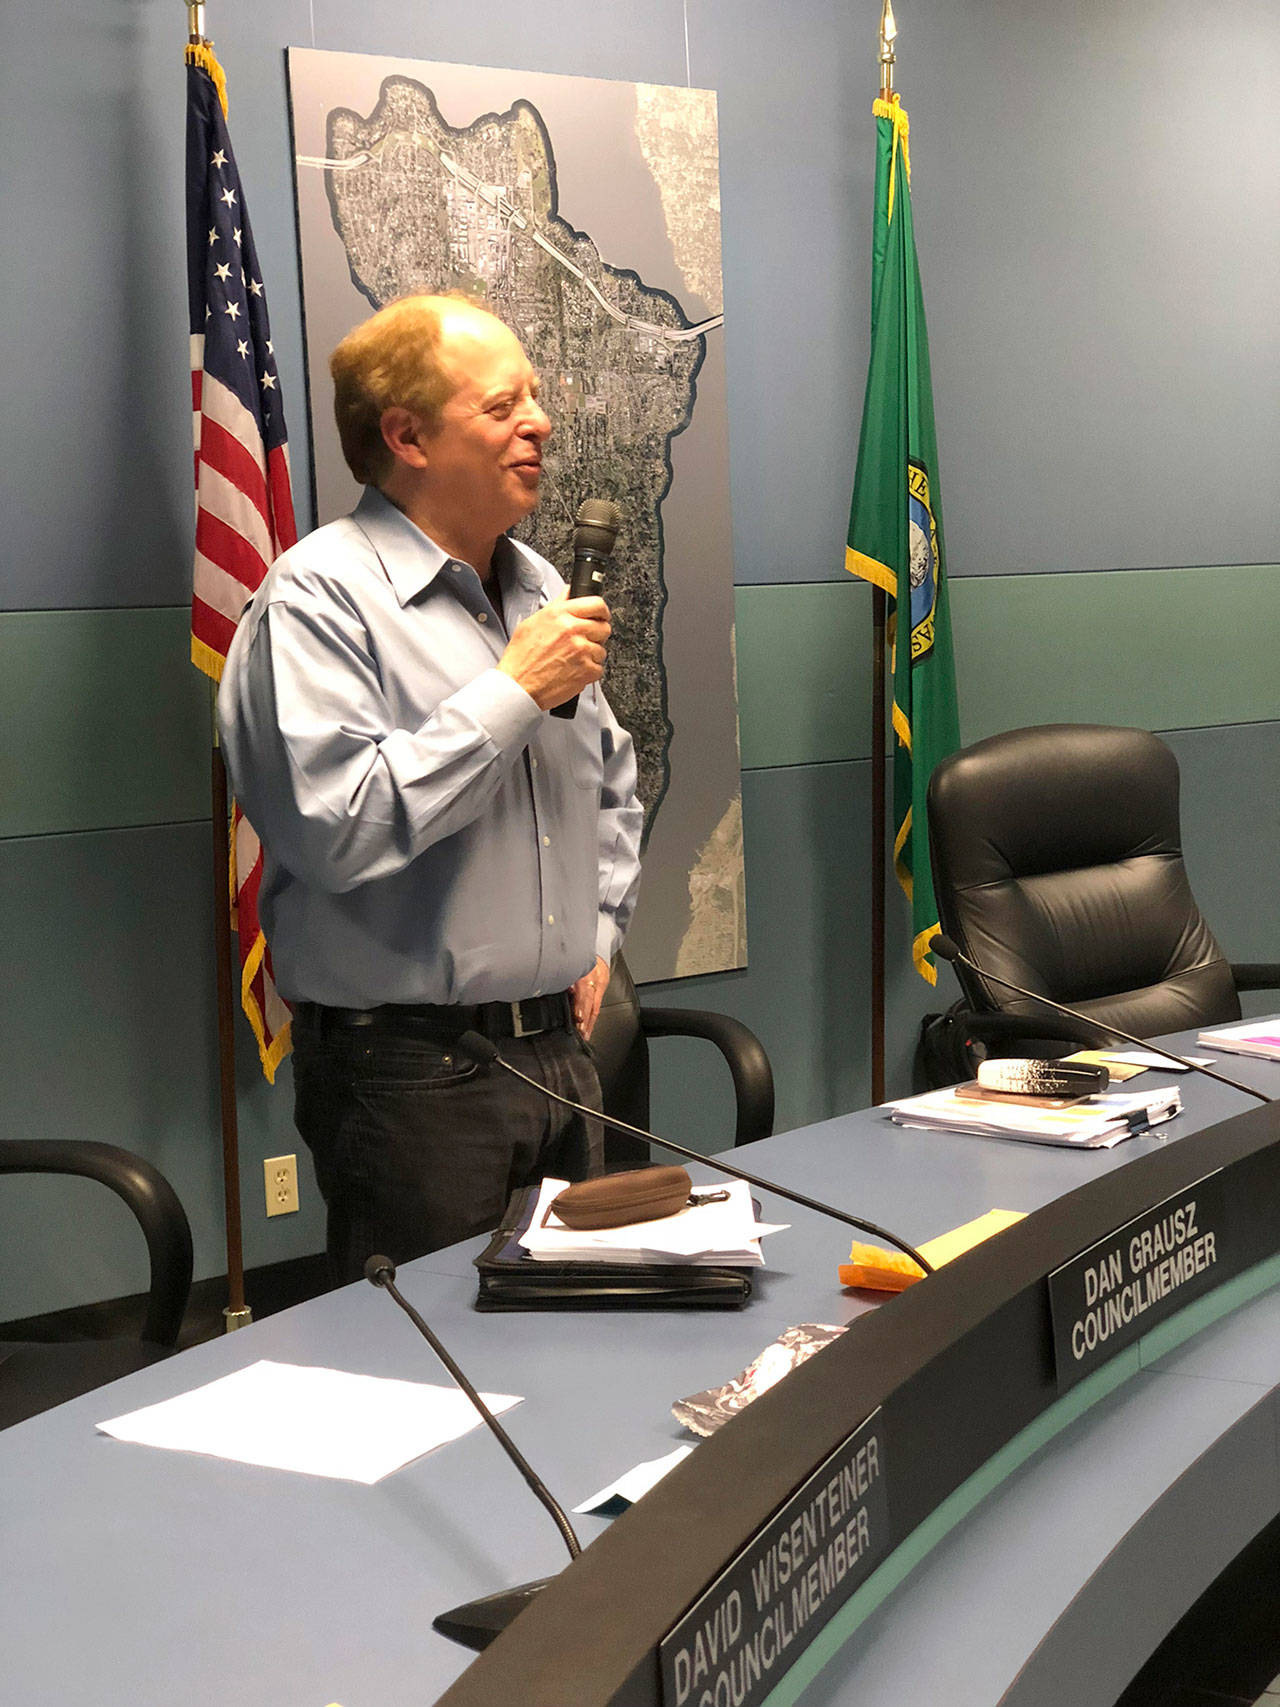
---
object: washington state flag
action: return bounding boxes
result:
[846,95,960,984]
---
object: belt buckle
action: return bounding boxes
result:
[511,1000,539,1039]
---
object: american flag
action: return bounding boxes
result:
[186,44,296,1081]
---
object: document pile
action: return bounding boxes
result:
[1197,1018,1280,1062]
[884,1085,1182,1149]
[473,1177,785,1311]
[519,1176,784,1267]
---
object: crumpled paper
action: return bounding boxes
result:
[672,1324,846,1437]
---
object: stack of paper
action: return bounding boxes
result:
[518,1176,786,1267]
[884,1086,1182,1149]
[1197,1018,1280,1061]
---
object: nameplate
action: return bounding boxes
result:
[658,1409,889,1707]
[1047,1172,1226,1391]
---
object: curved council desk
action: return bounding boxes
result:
[440,1040,1280,1707]
[4,1033,1280,1707]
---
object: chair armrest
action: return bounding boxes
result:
[916,1006,1107,1092]
[1230,964,1280,994]
[0,1140,193,1347]
[637,1008,774,1146]
[957,1010,1104,1051]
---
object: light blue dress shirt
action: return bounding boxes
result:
[217,487,643,1008]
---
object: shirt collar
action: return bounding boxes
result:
[353,487,546,604]
[353,486,451,606]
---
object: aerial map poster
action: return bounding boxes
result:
[287,48,744,985]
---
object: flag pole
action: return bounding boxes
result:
[869,0,897,1106]
[189,0,251,1330]
[210,691,251,1330]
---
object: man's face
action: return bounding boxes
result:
[420,311,552,550]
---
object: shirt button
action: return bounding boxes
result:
[476,611,488,623]
[531,757,539,770]
[451,562,462,572]
[547,913,555,924]
[543,835,551,847]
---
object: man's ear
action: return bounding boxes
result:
[380,406,429,470]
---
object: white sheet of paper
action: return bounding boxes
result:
[1091,1051,1212,1072]
[519,1176,785,1265]
[573,1444,694,1512]
[97,1359,522,1484]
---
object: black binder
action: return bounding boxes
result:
[473,1185,754,1311]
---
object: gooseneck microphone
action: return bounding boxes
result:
[551,498,624,721]
[456,1030,934,1273]
[363,1254,580,1650]
[929,934,1271,1106]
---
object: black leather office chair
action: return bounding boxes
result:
[0,1140,194,1429]
[589,955,774,1166]
[917,724,1280,1088]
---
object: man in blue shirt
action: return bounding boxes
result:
[218,294,644,1283]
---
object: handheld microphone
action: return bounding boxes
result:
[363,1254,579,1650]
[929,934,1271,1106]
[456,1030,934,1273]
[551,498,624,721]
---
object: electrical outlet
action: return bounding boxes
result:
[264,1153,299,1217]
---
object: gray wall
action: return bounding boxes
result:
[2,0,1277,1319]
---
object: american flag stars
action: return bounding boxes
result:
[199,134,279,421]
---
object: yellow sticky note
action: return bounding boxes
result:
[917,1207,1025,1269]
[838,1208,1025,1293]
[1064,1048,1147,1081]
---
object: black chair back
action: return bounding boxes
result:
[927,724,1240,1040]
[590,956,652,1168]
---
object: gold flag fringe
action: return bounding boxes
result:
[185,40,228,120]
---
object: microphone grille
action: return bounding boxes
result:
[573,498,623,557]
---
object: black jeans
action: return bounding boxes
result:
[291,1008,604,1287]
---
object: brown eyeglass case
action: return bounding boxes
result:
[551,1165,692,1230]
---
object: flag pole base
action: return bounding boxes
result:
[223,1305,253,1332]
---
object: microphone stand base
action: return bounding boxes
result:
[432,1576,555,1651]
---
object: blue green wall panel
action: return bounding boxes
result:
[0,610,210,839]
[7,565,1276,845]
[736,568,1280,774]
[0,825,323,1321]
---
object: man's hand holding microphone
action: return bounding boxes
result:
[497,592,611,711]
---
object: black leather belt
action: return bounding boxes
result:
[295,990,574,1041]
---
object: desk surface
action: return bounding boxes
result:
[5,1036,1280,1707]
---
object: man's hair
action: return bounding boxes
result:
[329,293,492,487]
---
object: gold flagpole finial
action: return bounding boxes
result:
[187,1,207,44]
[879,0,898,99]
